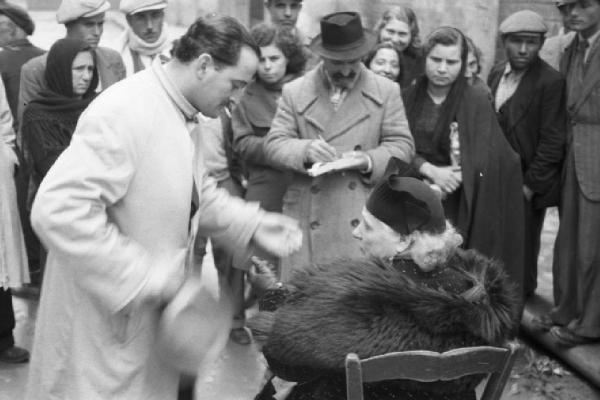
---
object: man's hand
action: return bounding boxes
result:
[523,185,534,202]
[247,257,278,294]
[252,213,302,258]
[420,163,462,194]
[305,139,338,163]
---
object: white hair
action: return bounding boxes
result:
[405,221,463,271]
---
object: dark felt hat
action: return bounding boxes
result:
[0,2,35,35]
[310,11,376,61]
[366,160,446,236]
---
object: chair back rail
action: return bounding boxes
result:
[345,342,520,400]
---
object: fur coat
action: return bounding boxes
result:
[250,249,518,400]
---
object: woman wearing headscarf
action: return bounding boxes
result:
[21,38,98,182]
[248,162,518,400]
[403,27,525,305]
[373,6,424,89]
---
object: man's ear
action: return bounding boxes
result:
[195,53,213,80]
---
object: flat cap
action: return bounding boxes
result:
[0,2,35,35]
[56,0,111,24]
[500,10,548,35]
[120,0,167,14]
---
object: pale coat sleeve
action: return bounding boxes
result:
[0,79,17,166]
[263,87,313,173]
[30,112,157,314]
[363,82,414,183]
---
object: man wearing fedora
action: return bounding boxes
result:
[17,0,125,125]
[263,11,414,280]
[112,0,173,77]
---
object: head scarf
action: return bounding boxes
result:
[404,27,468,157]
[32,38,99,113]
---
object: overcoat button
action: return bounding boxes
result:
[348,181,357,190]
[310,185,320,194]
[310,221,320,230]
[351,219,360,227]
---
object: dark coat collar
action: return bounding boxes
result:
[562,35,600,115]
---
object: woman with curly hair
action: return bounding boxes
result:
[248,160,518,400]
[228,24,307,341]
[363,42,403,83]
[373,6,424,88]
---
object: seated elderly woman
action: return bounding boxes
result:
[249,159,518,400]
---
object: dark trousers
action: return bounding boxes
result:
[15,164,42,285]
[523,199,546,298]
[0,289,16,352]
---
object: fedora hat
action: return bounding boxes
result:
[310,11,376,61]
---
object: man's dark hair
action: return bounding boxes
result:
[173,14,259,66]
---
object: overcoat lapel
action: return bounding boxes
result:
[296,69,332,136]
[502,59,539,131]
[571,44,600,115]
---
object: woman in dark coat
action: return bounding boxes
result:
[231,23,306,271]
[373,6,424,89]
[249,168,518,400]
[402,27,525,305]
[21,38,98,182]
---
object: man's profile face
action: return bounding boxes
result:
[322,57,362,88]
[67,13,105,48]
[503,33,543,71]
[192,46,258,118]
[0,15,15,47]
[126,9,165,44]
[265,0,302,28]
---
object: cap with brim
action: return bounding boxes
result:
[310,12,376,61]
[556,0,577,6]
[56,0,110,24]
[499,10,548,35]
[130,4,166,14]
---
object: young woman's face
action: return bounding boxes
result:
[352,208,405,260]
[465,51,478,79]
[369,47,401,81]
[425,44,462,89]
[258,44,288,84]
[71,51,94,97]
[379,18,412,52]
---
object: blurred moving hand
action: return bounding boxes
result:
[252,212,303,258]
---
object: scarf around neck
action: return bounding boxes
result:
[127,25,170,57]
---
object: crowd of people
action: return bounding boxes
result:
[0,0,598,399]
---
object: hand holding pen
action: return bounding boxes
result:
[305,134,338,163]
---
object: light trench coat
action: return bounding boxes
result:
[0,78,28,288]
[264,64,414,279]
[26,60,264,400]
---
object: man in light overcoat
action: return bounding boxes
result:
[264,12,414,280]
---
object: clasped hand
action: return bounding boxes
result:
[422,163,462,195]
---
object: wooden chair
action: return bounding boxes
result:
[345,342,520,400]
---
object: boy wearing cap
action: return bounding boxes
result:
[112,0,173,76]
[488,10,567,300]
[263,11,414,280]
[550,0,600,347]
[17,0,125,126]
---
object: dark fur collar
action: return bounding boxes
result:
[255,249,518,372]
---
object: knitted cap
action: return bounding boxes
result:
[366,173,446,236]
[0,2,35,35]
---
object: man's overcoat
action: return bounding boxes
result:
[264,64,414,279]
